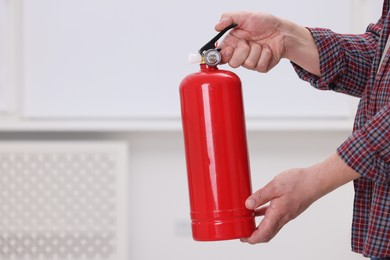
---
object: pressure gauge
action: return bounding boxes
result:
[204,49,221,66]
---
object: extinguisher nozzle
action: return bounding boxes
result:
[188,53,202,64]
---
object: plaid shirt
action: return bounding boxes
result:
[293,0,390,257]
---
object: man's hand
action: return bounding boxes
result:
[241,153,360,244]
[215,12,321,76]
[215,12,285,72]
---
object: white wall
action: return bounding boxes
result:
[0,0,370,121]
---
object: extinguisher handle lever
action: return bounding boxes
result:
[198,23,237,55]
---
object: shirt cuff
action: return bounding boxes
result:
[337,130,390,184]
[292,28,346,90]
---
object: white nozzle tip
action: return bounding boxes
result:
[188,53,202,64]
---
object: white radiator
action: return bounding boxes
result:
[0,142,129,259]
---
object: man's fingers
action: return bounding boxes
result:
[254,206,268,217]
[229,40,250,68]
[218,34,239,64]
[243,43,262,70]
[242,205,286,244]
[256,46,273,72]
[246,217,282,243]
[215,15,235,32]
[245,181,275,210]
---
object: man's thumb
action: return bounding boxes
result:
[245,185,274,210]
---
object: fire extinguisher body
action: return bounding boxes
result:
[180,64,256,241]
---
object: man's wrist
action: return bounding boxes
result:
[281,19,321,76]
[304,153,360,200]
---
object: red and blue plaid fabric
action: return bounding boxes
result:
[292,0,390,257]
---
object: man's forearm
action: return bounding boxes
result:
[280,18,321,77]
[304,153,361,201]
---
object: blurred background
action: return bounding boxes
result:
[0,0,383,259]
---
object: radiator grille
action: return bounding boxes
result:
[0,142,128,259]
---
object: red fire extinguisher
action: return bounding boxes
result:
[180,24,256,241]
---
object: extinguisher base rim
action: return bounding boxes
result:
[191,216,256,242]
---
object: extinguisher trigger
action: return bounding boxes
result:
[198,23,237,55]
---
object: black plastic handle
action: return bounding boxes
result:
[198,23,237,55]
